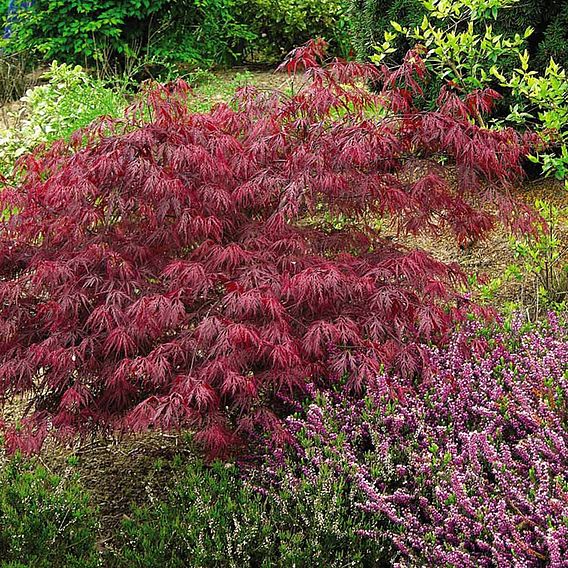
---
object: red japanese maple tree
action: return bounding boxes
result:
[0,41,539,455]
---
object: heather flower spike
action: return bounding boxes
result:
[258,314,568,566]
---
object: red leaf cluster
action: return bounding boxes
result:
[0,40,539,455]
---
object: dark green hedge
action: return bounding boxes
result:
[349,0,423,60]
[2,0,351,67]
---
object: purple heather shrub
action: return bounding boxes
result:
[255,312,568,567]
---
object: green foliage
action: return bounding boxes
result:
[351,0,568,71]
[116,459,387,567]
[154,0,351,67]
[508,199,568,311]
[349,0,424,62]
[466,272,507,306]
[2,0,350,67]
[21,61,125,141]
[0,457,100,568]
[372,0,529,95]
[500,0,568,71]
[1,0,9,15]
[151,0,257,67]
[466,198,568,314]
[366,0,568,181]
[538,146,568,184]
[0,61,126,176]
[508,58,568,183]
[1,0,171,63]
[241,0,351,60]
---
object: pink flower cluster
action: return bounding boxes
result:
[259,313,568,566]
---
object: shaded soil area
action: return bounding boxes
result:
[0,420,194,556]
[54,434,194,555]
[382,176,568,309]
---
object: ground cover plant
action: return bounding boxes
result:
[115,458,389,567]
[247,312,568,566]
[0,313,567,566]
[0,39,541,457]
[0,457,100,567]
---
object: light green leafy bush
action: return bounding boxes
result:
[20,62,124,139]
[350,0,568,71]
[372,0,528,95]
[116,458,388,567]
[507,58,568,184]
[0,61,125,176]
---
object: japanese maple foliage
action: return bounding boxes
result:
[0,41,539,455]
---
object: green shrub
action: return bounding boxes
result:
[116,459,388,567]
[365,0,568,182]
[0,61,126,176]
[2,0,350,67]
[1,0,172,64]
[371,0,568,180]
[0,458,100,568]
[350,0,568,72]
[22,61,125,140]
[349,0,423,61]
[372,1,529,98]
[151,0,257,67]
[153,0,351,66]
[240,0,351,60]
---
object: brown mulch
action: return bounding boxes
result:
[384,177,568,307]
